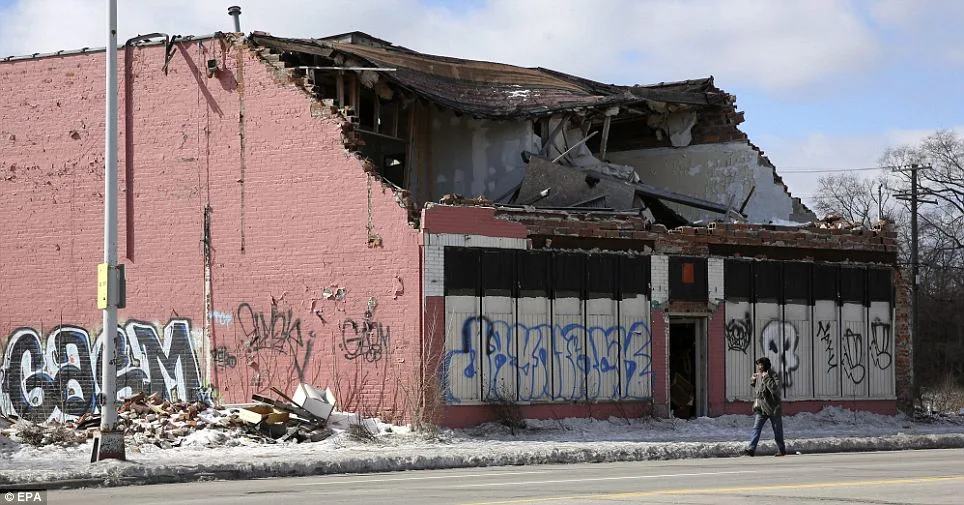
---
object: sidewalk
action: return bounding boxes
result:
[2,408,963,490]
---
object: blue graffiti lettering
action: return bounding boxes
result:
[443,316,652,404]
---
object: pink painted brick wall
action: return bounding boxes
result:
[0,38,422,422]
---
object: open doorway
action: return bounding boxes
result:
[669,318,706,419]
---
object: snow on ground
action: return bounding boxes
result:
[1,407,963,488]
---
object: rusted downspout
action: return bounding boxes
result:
[234,41,247,253]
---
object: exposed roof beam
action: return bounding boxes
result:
[627,86,712,105]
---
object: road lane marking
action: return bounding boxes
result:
[457,474,964,505]
[292,469,553,486]
[457,470,760,487]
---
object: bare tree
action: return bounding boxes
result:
[810,130,964,396]
[812,173,900,228]
[881,130,964,391]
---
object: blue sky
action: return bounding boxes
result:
[1,0,961,204]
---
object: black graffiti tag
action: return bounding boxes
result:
[211,346,238,368]
[816,321,837,373]
[841,328,866,385]
[870,318,893,370]
[340,319,391,362]
[236,302,313,384]
[724,312,752,354]
[237,303,305,354]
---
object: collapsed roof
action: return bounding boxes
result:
[249,31,806,226]
[250,32,730,121]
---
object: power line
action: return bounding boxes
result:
[780,166,889,174]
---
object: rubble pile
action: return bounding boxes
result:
[0,384,338,449]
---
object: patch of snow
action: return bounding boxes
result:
[0,407,962,487]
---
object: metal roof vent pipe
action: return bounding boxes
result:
[228,6,242,32]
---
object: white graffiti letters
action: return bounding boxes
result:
[1,319,201,422]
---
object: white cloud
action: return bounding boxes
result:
[1,0,882,94]
[759,126,964,206]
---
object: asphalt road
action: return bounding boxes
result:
[49,448,964,505]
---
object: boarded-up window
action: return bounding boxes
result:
[754,261,781,303]
[783,262,811,304]
[724,259,752,301]
[840,267,866,305]
[518,251,550,298]
[669,257,707,301]
[586,254,617,299]
[445,247,480,296]
[619,255,651,299]
[868,268,893,303]
[481,250,515,297]
[813,264,838,302]
[552,253,583,299]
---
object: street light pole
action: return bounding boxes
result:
[92,0,126,462]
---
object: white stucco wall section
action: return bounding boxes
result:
[651,255,669,305]
[607,142,796,224]
[708,257,724,303]
[429,109,539,201]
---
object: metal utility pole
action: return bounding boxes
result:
[92,0,126,462]
[894,163,935,402]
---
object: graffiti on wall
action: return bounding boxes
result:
[724,312,752,354]
[761,320,800,387]
[339,297,391,363]
[443,316,652,403]
[870,318,893,370]
[816,321,836,373]
[236,302,314,387]
[211,346,238,368]
[340,319,390,362]
[0,319,201,422]
[841,328,866,385]
[724,301,895,400]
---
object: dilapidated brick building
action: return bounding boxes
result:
[0,30,906,428]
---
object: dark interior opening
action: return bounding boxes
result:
[670,322,697,419]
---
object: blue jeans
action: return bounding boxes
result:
[748,412,786,453]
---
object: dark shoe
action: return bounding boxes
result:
[742,448,755,457]
[774,451,786,457]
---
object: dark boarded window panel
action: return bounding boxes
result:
[754,261,781,303]
[868,268,893,303]
[518,251,550,297]
[481,249,516,297]
[783,262,811,304]
[620,255,650,298]
[840,267,866,304]
[444,247,480,296]
[552,252,584,299]
[669,257,707,302]
[725,259,752,301]
[813,264,838,301]
[586,254,617,299]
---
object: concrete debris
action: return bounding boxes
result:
[439,193,491,206]
[817,213,861,230]
[0,389,334,450]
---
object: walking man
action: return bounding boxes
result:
[743,356,787,457]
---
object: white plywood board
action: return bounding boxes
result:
[552,297,585,400]
[620,295,652,400]
[442,295,481,404]
[586,298,619,400]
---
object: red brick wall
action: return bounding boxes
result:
[706,304,726,415]
[650,309,670,416]
[0,38,421,422]
[422,205,529,238]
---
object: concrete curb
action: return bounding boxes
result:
[5,433,964,491]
